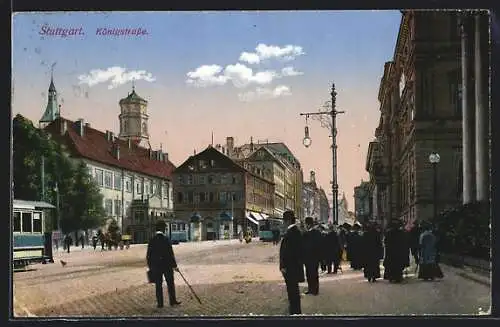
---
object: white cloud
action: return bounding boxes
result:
[185,64,230,87]
[186,63,277,88]
[239,43,305,64]
[281,66,304,77]
[238,85,292,102]
[78,66,156,90]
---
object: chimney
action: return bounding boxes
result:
[221,146,225,155]
[75,119,84,136]
[60,120,67,135]
[310,171,316,183]
[226,137,234,157]
[165,153,169,161]
[250,136,254,151]
[114,143,120,160]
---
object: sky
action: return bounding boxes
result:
[12,11,402,212]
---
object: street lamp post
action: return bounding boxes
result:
[300,83,345,225]
[54,182,60,231]
[429,152,441,221]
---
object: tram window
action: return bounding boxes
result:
[13,212,21,232]
[33,213,42,233]
[22,212,32,233]
[178,224,185,231]
[171,224,178,231]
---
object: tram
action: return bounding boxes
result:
[258,218,284,241]
[166,220,189,244]
[13,199,56,268]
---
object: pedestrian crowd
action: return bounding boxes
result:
[279,211,444,315]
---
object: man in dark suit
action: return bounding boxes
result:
[302,217,322,295]
[279,210,304,315]
[147,220,182,308]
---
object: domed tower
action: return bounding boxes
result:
[118,85,151,148]
[39,74,60,128]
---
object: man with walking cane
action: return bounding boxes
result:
[147,220,182,308]
[279,210,304,315]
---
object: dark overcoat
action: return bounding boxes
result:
[279,224,305,283]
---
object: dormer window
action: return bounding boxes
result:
[210,160,215,167]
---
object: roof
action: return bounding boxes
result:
[119,89,147,104]
[14,199,56,210]
[262,143,300,168]
[43,117,175,180]
[246,146,287,169]
[175,146,246,174]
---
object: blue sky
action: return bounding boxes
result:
[12,11,401,211]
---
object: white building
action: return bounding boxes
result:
[40,78,176,243]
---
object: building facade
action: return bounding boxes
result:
[172,146,274,241]
[41,81,175,243]
[318,188,330,224]
[368,10,489,228]
[353,180,372,225]
[229,138,304,221]
[302,171,321,221]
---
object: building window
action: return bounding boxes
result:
[94,169,104,187]
[136,181,142,194]
[150,180,154,194]
[134,210,144,222]
[105,199,113,216]
[208,175,213,184]
[188,191,194,204]
[199,175,206,184]
[232,176,237,184]
[200,192,206,202]
[114,200,122,217]
[114,173,122,190]
[125,178,132,192]
[187,175,193,185]
[210,160,215,167]
[125,201,131,215]
[104,171,113,189]
[13,212,21,232]
[22,212,32,233]
[219,192,227,202]
[199,160,207,169]
[177,192,183,203]
[164,183,170,200]
[177,175,183,185]
[33,212,42,233]
[209,192,214,202]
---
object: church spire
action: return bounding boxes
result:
[39,72,60,128]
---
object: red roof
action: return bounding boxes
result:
[44,117,175,180]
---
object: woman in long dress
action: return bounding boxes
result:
[418,222,444,281]
[362,222,383,282]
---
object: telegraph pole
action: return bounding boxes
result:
[300,83,344,225]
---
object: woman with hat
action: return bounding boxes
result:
[417,221,444,281]
[383,219,408,283]
[361,221,383,282]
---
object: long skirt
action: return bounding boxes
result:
[383,263,404,282]
[418,262,444,280]
[363,260,381,280]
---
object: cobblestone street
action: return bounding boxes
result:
[13,240,490,317]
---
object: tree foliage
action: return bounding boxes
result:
[13,114,106,233]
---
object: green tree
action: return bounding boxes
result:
[13,114,105,234]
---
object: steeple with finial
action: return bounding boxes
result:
[39,65,60,128]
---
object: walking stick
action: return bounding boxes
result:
[177,269,202,304]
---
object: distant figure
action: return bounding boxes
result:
[272,225,280,245]
[238,230,244,243]
[383,220,408,283]
[63,234,72,254]
[324,225,342,274]
[92,235,98,250]
[302,217,322,295]
[79,235,85,249]
[279,211,304,315]
[418,222,444,281]
[147,220,181,308]
[362,222,383,283]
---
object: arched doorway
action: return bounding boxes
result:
[204,217,216,241]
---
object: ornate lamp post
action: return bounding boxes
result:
[300,83,345,224]
[429,152,441,221]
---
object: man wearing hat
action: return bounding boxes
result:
[147,220,182,308]
[279,210,304,315]
[302,216,322,295]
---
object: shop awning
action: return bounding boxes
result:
[219,211,233,221]
[251,212,265,221]
[246,212,259,225]
[260,213,270,220]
